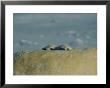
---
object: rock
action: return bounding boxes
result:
[54,44,72,50]
[42,44,72,51]
[42,44,56,50]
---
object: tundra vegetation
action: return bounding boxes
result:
[14,47,97,75]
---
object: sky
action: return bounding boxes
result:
[13,13,97,53]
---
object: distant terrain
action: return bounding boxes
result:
[14,48,97,75]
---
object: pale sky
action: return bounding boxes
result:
[13,13,97,53]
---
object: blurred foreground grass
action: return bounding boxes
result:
[14,48,97,75]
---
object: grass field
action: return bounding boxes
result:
[14,48,97,75]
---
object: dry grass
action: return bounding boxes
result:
[14,48,97,75]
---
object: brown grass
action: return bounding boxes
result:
[14,48,97,75]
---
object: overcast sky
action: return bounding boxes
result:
[13,13,97,53]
